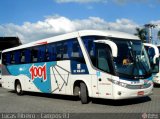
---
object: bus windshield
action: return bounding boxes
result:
[82,36,151,80]
[113,40,151,79]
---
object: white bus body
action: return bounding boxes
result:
[1,30,153,104]
[144,43,160,84]
[0,52,1,81]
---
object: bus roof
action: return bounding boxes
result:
[2,30,139,53]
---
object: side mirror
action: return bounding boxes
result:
[94,40,118,57]
[151,57,159,73]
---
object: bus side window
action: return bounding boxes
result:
[46,45,51,61]
[67,40,73,59]
[6,53,11,65]
[95,43,112,73]
[11,52,15,64]
[63,42,69,60]
[31,47,38,63]
[2,53,6,65]
[20,50,25,64]
[52,45,56,61]
[56,42,65,61]
[38,46,45,62]
[72,40,84,63]
[46,43,56,62]
[72,41,79,58]
[83,37,96,66]
[15,51,21,64]
[97,48,110,73]
[25,49,31,63]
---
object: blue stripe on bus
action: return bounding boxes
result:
[7,62,56,93]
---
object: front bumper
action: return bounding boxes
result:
[113,83,153,100]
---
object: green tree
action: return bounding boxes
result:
[135,27,147,43]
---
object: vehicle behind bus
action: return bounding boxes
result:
[0,37,21,85]
[0,52,1,81]
[1,30,153,104]
[144,43,160,84]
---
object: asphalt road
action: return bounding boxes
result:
[0,86,160,118]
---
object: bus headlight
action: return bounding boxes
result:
[108,79,127,88]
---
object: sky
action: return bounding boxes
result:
[0,0,160,43]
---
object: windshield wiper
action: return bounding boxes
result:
[136,55,149,75]
[128,41,151,77]
[128,42,141,77]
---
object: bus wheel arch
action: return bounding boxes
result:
[15,79,23,95]
[73,80,90,104]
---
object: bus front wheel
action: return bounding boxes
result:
[80,82,89,104]
[15,81,23,95]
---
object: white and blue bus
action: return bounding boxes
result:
[1,30,153,104]
[144,43,160,84]
[0,37,21,84]
[0,53,1,80]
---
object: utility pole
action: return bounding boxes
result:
[144,24,157,43]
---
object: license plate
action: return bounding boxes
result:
[137,91,144,96]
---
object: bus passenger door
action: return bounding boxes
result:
[95,43,113,98]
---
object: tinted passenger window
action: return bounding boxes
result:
[2,38,86,65]
[31,47,38,62]
[96,43,111,73]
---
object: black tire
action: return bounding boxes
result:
[15,81,23,95]
[80,82,89,104]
